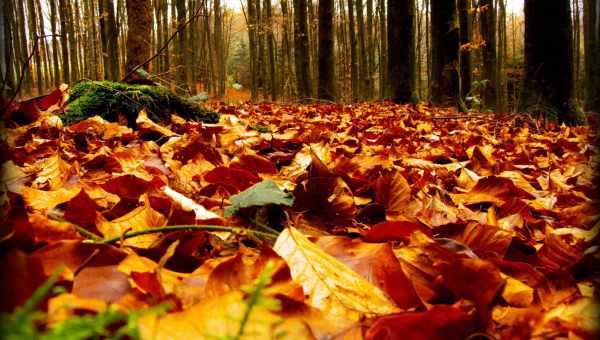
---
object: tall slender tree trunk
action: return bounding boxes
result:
[520,0,577,123]
[356,0,368,99]
[248,0,258,100]
[281,0,293,98]
[293,0,312,98]
[1,0,15,99]
[16,0,31,92]
[378,0,387,98]
[49,0,61,86]
[348,0,359,101]
[175,0,186,87]
[65,0,79,83]
[265,0,277,100]
[35,0,51,90]
[58,0,71,84]
[573,0,581,99]
[497,0,508,112]
[99,0,119,80]
[388,0,415,103]
[317,0,336,100]
[125,0,152,76]
[430,0,459,105]
[480,0,497,109]
[458,0,472,104]
[26,0,42,94]
[583,0,599,111]
[366,0,374,98]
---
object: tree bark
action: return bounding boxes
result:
[430,0,459,105]
[317,0,336,100]
[265,0,277,100]
[99,0,119,80]
[247,0,258,99]
[293,0,312,98]
[584,0,600,111]
[58,0,71,84]
[457,0,472,103]
[520,0,577,123]
[497,0,508,112]
[356,0,368,99]
[480,0,497,110]
[378,0,387,98]
[347,0,359,101]
[388,0,415,103]
[125,0,152,76]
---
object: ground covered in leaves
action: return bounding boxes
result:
[1,93,599,339]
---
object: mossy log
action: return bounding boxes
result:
[61,81,219,125]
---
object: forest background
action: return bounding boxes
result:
[1,0,599,118]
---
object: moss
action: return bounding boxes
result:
[61,81,219,126]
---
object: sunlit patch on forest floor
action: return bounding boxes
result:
[1,94,598,339]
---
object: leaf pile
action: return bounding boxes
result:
[0,95,598,339]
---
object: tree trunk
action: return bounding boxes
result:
[49,0,61,86]
[356,0,368,99]
[430,0,459,105]
[497,0,508,112]
[175,0,186,87]
[366,0,374,98]
[1,0,15,98]
[99,0,119,80]
[378,0,387,98]
[348,0,359,101]
[26,0,42,94]
[58,0,71,84]
[65,0,79,83]
[125,0,152,76]
[16,0,31,92]
[281,0,293,99]
[248,0,258,100]
[520,0,577,123]
[388,0,415,103]
[317,0,336,100]
[457,0,472,103]
[265,0,277,100]
[480,0,497,110]
[584,0,599,111]
[293,0,312,98]
[35,0,51,90]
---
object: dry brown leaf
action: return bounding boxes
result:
[273,227,400,320]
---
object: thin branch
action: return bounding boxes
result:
[95,225,278,245]
[121,0,207,82]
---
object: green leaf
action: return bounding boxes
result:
[224,180,294,218]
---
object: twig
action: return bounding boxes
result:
[0,34,61,113]
[95,225,278,245]
[73,225,102,241]
[121,0,207,82]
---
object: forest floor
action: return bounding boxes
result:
[0,93,598,339]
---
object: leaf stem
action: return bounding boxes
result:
[97,225,278,245]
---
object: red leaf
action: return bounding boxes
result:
[362,221,433,243]
[203,166,260,192]
[365,303,475,340]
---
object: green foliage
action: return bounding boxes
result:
[248,123,270,133]
[61,81,219,125]
[0,266,168,340]
[224,180,294,218]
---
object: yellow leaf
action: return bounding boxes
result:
[136,109,178,137]
[97,195,167,248]
[21,186,81,211]
[273,227,400,320]
[31,154,73,190]
[118,252,189,294]
[501,274,534,307]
